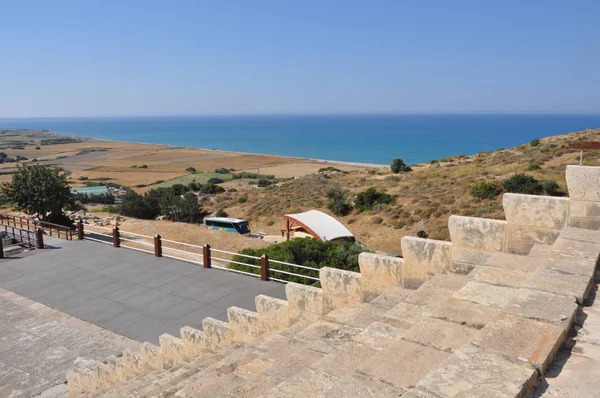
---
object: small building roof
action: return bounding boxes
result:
[283,210,354,242]
[71,186,109,195]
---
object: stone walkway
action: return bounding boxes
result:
[0,237,286,344]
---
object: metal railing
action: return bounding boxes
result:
[78,222,320,284]
[0,214,73,240]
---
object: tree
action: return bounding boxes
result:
[470,182,501,199]
[391,158,412,173]
[326,188,352,216]
[186,167,197,174]
[0,164,75,224]
[354,188,394,212]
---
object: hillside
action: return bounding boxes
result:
[201,128,600,254]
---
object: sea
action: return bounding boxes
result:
[1,115,600,165]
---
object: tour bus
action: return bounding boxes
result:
[203,217,251,235]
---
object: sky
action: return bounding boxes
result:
[1,0,599,117]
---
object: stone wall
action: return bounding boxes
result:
[448,215,507,270]
[401,237,452,288]
[566,165,600,229]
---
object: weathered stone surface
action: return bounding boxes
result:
[294,320,361,354]
[432,298,499,329]
[310,340,381,377]
[524,267,593,303]
[255,294,291,333]
[472,265,531,288]
[354,321,406,349]
[368,286,413,309]
[416,343,537,397]
[551,238,600,260]
[570,199,600,217]
[359,339,450,389]
[358,252,403,287]
[560,226,600,243]
[285,283,328,319]
[568,216,600,230]
[528,243,552,258]
[180,326,204,357]
[474,313,565,372]
[322,303,388,329]
[227,306,261,343]
[201,317,232,353]
[319,267,363,309]
[403,317,478,352]
[419,272,472,292]
[405,285,455,316]
[140,341,163,370]
[401,237,453,283]
[502,289,578,330]
[566,165,600,201]
[448,215,507,252]
[451,247,492,275]
[544,253,597,277]
[452,281,519,308]
[503,193,570,229]
[506,224,561,254]
[158,334,186,365]
[381,302,426,330]
[484,251,542,272]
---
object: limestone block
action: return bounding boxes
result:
[419,273,472,293]
[503,193,570,229]
[566,165,600,201]
[140,342,163,370]
[401,236,453,283]
[310,340,381,377]
[528,243,552,258]
[227,306,261,343]
[524,267,593,303]
[121,350,144,379]
[551,238,600,260]
[180,326,204,356]
[255,294,291,333]
[202,317,232,353]
[568,216,600,230]
[416,343,537,397]
[448,215,507,252]
[381,302,426,330]
[560,226,600,243]
[472,266,531,288]
[405,285,455,316]
[353,321,406,349]
[569,199,600,217]
[484,251,543,272]
[319,267,362,309]
[474,313,566,372]
[358,252,403,294]
[358,339,451,390]
[322,303,388,329]
[506,224,560,254]
[544,253,597,277]
[66,358,103,393]
[452,281,518,308]
[159,334,187,366]
[403,317,478,352]
[285,282,328,320]
[104,355,123,383]
[502,288,578,331]
[451,247,493,273]
[369,287,413,309]
[431,298,500,329]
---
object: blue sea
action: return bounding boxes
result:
[1,115,599,165]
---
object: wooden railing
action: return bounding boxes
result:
[0,214,73,240]
[0,225,44,258]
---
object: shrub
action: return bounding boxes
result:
[215,209,228,217]
[527,164,541,171]
[354,188,394,212]
[390,158,412,173]
[530,139,541,147]
[73,192,115,205]
[539,180,562,196]
[207,177,225,185]
[417,230,429,239]
[215,168,232,174]
[35,146,40,150]
[371,216,383,224]
[16,155,28,161]
[230,238,372,284]
[326,188,352,216]
[239,195,248,203]
[257,178,274,187]
[503,173,543,195]
[232,172,275,180]
[198,184,225,194]
[131,164,148,169]
[186,167,197,173]
[470,182,501,200]
[318,166,344,173]
[79,176,89,181]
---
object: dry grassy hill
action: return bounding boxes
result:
[203,129,600,254]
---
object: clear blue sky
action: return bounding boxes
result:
[1,0,599,117]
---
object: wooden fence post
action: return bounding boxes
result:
[203,244,211,268]
[36,228,44,249]
[0,236,4,259]
[113,227,120,248]
[154,234,162,257]
[261,254,270,281]
[77,221,84,240]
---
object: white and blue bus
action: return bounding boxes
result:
[204,217,250,235]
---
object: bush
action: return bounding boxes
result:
[470,182,501,200]
[198,184,225,194]
[186,167,197,173]
[215,168,232,174]
[207,177,225,185]
[239,195,248,203]
[417,230,429,239]
[215,209,228,217]
[530,139,541,147]
[318,166,344,173]
[539,180,562,196]
[503,173,543,195]
[35,146,40,150]
[326,188,352,216]
[232,172,275,180]
[131,164,148,169]
[257,178,274,187]
[391,158,412,173]
[354,188,394,212]
[527,164,541,171]
[73,193,115,205]
[230,238,372,284]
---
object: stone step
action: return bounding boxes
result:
[528,243,553,258]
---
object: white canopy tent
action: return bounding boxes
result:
[282,210,355,242]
